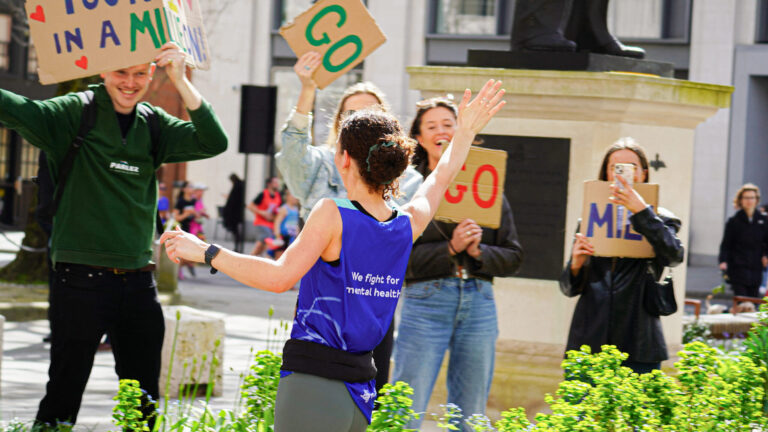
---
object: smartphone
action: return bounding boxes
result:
[613,163,635,189]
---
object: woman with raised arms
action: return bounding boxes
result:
[159,79,506,432]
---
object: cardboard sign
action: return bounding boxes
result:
[25,0,210,84]
[279,0,387,89]
[580,180,660,258]
[434,147,507,229]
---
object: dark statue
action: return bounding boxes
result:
[511,0,645,59]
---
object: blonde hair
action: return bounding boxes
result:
[325,82,389,148]
[733,183,761,209]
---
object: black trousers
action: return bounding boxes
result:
[36,263,165,427]
[732,283,760,298]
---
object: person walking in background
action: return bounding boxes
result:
[173,181,197,232]
[223,173,246,253]
[274,51,422,393]
[157,182,170,225]
[159,80,506,432]
[391,97,523,431]
[0,42,228,428]
[174,181,198,279]
[189,183,209,240]
[719,183,768,298]
[269,188,300,260]
[248,176,282,256]
[560,138,684,374]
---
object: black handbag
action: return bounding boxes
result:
[644,264,677,316]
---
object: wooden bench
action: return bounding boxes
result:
[682,312,759,338]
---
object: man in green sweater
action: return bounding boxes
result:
[0,42,228,427]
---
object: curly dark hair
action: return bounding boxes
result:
[408,97,458,171]
[338,110,415,200]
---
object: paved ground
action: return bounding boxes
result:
[0,268,299,431]
[0,233,738,431]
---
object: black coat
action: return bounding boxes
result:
[405,161,523,282]
[718,209,768,288]
[560,207,684,363]
[405,196,524,282]
[222,179,245,232]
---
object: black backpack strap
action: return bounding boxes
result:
[137,103,164,236]
[137,103,161,163]
[50,90,96,218]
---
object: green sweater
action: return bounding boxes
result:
[0,84,228,268]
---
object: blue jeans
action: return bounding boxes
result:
[392,278,498,431]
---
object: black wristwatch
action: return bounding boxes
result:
[204,244,221,274]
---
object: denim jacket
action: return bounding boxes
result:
[275,108,422,220]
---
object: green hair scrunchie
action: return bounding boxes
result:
[366,141,397,185]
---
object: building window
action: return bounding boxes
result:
[19,139,39,180]
[276,0,370,29]
[608,0,691,40]
[758,0,768,43]
[607,0,663,39]
[0,128,9,181]
[0,14,11,71]
[279,0,315,28]
[26,43,38,78]
[435,0,498,35]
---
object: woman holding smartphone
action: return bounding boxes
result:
[560,137,684,373]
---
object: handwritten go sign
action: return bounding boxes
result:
[25,0,210,84]
[279,0,387,89]
[434,147,507,229]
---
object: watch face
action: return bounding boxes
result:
[205,244,219,265]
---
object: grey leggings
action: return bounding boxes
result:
[274,372,368,432]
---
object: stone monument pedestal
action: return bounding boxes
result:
[405,66,733,417]
[160,306,225,398]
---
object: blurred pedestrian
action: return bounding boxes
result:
[719,183,768,298]
[269,188,300,260]
[248,176,282,256]
[157,182,170,225]
[189,183,209,240]
[174,181,198,278]
[223,174,246,252]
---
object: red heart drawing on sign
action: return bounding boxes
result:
[75,56,88,70]
[29,5,45,22]
[186,0,193,9]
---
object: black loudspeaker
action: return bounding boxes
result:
[239,85,277,154]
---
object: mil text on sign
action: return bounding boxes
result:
[580,180,660,258]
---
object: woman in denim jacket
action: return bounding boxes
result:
[274,52,422,393]
[275,52,421,221]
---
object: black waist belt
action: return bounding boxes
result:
[281,339,376,383]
